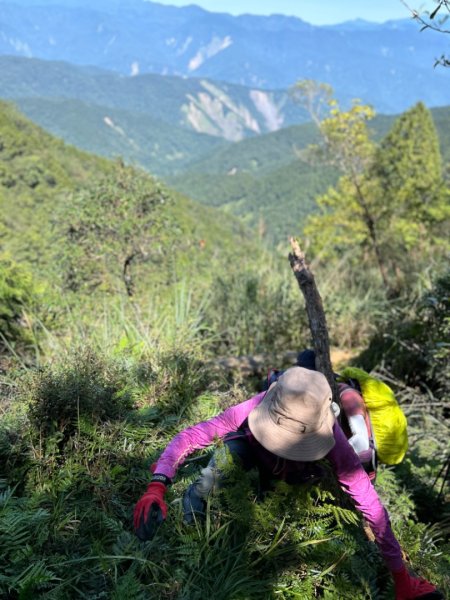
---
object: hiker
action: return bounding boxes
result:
[134,366,439,599]
[292,349,376,478]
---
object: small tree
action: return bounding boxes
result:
[57,162,170,297]
[296,87,449,294]
[289,80,333,128]
[295,94,391,289]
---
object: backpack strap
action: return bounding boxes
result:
[338,378,378,481]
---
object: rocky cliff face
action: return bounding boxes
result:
[183,81,287,140]
[0,56,305,141]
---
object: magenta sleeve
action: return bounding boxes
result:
[327,423,404,571]
[154,392,265,479]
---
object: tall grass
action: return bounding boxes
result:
[26,281,214,368]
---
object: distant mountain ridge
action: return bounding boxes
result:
[0,56,306,142]
[0,0,449,113]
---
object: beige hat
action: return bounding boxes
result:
[248,366,335,461]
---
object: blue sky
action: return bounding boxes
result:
[152,0,419,25]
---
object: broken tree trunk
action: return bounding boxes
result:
[288,238,340,404]
[289,239,380,545]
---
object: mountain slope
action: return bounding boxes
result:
[0,1,449,113]
[0,56,306,142]
[14,96,228,176]
[166,106,450,244]
[0,100,263,296]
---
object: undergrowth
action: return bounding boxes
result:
[0,346,448,599]
[0,266,448,599]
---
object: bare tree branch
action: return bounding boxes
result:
[288,238,340,403]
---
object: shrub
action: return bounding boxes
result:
[0,254,36,357]
[357,270,450,399]
[146,350,210,420]
[26,349,134,439]
[205,268,308,356]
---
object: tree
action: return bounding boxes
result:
[297,95,392,288]
[57,162,170,297]
[302,96,449,294]
[289,80,333,128]
[368,102,449,286]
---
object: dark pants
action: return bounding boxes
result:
[182,429,325,523]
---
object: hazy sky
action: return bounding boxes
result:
[152,0,418,25]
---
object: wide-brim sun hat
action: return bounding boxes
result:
[248,366,336,461]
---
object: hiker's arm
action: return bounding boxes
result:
[327,425,439,597]
[153,392,265,480]
[134,392,265,540]
[328,422,403,570]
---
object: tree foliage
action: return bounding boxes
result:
[0,254,36,357]
[368,102,449,283]
[302,96,449,294]
[57,163,171,296]
[407,0,450,66]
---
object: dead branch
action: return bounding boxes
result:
[288,238,340,403]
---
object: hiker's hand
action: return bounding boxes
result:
[134,479,168,541]
[392,565,439,599]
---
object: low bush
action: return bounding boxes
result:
[0,254,37,359]
[25,349,135,440]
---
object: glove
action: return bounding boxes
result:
[392,565,440,600]
[134,476,169,541]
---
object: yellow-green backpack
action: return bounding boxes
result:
[339,367,408,465]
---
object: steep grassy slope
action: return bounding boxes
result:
[0,100,264,297]
[0,100,115,268]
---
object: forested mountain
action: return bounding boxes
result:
[167,105,450,244]
[0,56,306,142]
[3,52,448,245]
[1,0,449,112]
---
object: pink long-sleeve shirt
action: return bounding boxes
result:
[155,392,403,570]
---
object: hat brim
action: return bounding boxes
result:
[248,385,336,461]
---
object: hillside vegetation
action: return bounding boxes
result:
[15,96,228,176]
[167,105,450,245]
[0,100,449,599]
[0,100,261,292]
